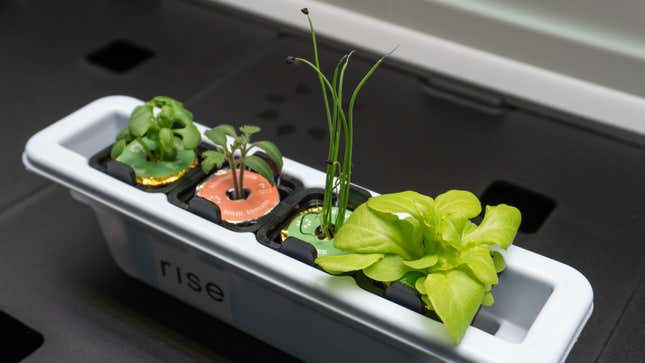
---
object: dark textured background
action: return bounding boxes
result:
[1,0,644,362]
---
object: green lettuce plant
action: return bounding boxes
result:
[287,8,395,238]
[315,190,521,343]
[201,124,282,200]
[111,96,201,178]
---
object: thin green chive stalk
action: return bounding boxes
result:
[303,8,338,238]
[322,55,347,234]
[291,8,394,238]
[331,51,355,229]
[304,9,332,133]
[334,47,397,228]
[322,52,353,235]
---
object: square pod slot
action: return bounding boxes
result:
[255,186,371,252]
[88,143,210,194]
[0,310,43,362]
[480,181,556,233]
[167,166,303,234]
[86,39,154,73]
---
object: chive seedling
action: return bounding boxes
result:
[288,8,396,238]
[201,125,283,200]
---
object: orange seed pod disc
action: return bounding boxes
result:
[196,170,280,224]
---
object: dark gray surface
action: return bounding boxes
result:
[0,0,277,211]
[599,274,645,362]
[2,0,645,362]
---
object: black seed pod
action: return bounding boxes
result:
[286,56,296,64]
[301,8,309,15]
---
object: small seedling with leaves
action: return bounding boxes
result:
[287,8,395,238]
[111,96,201,180]
[201,125,283,200]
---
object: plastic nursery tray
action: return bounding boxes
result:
[23,96,593,363]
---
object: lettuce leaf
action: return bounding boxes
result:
[424,269,486,343]
[315,253,384,274]
[366,191,434,220]
[403,255,439,270]
[482,292,495,307]
[462,204,521,249]
[364,254,413,281]
[415,276,427,294]
[492,251,506,273]
[398,271,425,289]
[334,205,422,260]
[435,190,481,221]
[459,246,498,285]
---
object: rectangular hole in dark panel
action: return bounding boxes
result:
[480,181,556,233]
[86,39,154,73]
[0,310,43,362]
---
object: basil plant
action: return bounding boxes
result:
[111,96,201,179]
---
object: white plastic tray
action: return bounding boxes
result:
[23,96,593,363]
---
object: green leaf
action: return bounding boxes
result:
[232,135,249,150]
[403,255,439,270]
[139,136,157,151]
[439,218,468,249]
[157,105,174,128]
[159,128,175,152]
[174,124,201,150]
[396,216,425,258]
[415,276,427,295]
[111,139,126,159]
[240,125,261,136]
[421,210,442,251]
[204,128,227,148]
[398,271,425,289]
[118,142,195,178]
[459,246,498,285]
[150,96,180,108]
[170,102,193,127]
[129,104,153,137]
[461,221,477,238]
[201,150,226,174]
[482,292,495,307]
[116,128,133,141]
[492,251,506,273]
[243,155,275,185]
[253,140,283,170]
[151,96,193,126]
[462,204,522,249]
[366,191,434,221]
[334,204,422,260]
[423,236,460,271]
[212,124,237,137]
[435,190,482,221]
[421,294,434,310]
[363,254,412,282]
[315,253,384,274]
[424,269,486,343]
